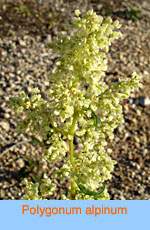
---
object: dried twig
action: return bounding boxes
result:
[0,139,31,158]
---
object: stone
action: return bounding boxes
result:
[19,40,26,46]
[16,159,24,168]
[136,96,150,106]
[0,189,5,199]
[0,121,10,131]
[107,148,113,154]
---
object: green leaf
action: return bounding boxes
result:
[31,174,39,183]
[31,136,42,146]
[132,15,138,20]
[78,181,106,196]
[39,172,44,181]
[135,9,140,14]
[126,5,132,12]
[92,111,98,127]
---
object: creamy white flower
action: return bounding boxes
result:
[8,9,142,201]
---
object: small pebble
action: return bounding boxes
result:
[0,121,10,131]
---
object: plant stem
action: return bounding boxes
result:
[69,108,78,200]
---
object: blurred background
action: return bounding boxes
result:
[0,0,150,200]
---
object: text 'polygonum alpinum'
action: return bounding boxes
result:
[8,9,142,200]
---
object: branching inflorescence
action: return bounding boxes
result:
[8,9,142,200]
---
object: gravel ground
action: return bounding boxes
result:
[0,0,150,200]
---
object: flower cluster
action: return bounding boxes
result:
[22,178,56,200]
[8,9,142,200]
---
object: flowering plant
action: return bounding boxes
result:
[8,9,142,200]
